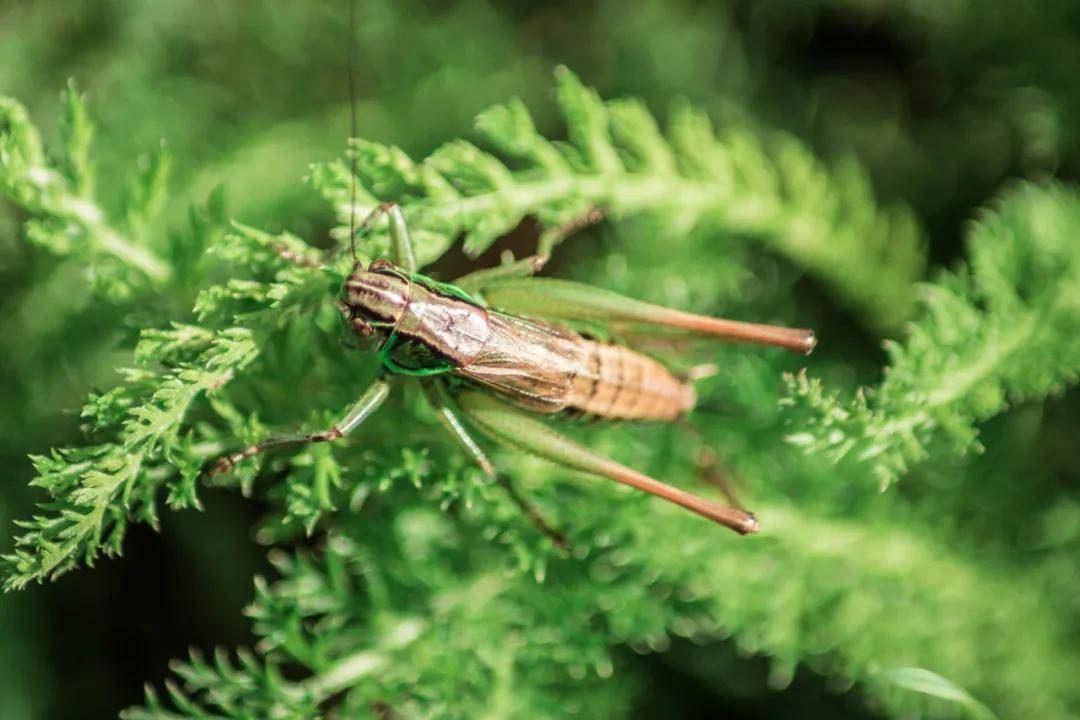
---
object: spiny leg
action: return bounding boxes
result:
[206,380,391,476]
[674,417,749,512]
[456,391,760,535]
[421,384,569,551]
[694,446,748,512]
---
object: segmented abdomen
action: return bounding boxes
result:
[569,340,695,420]
[456,313,695,421]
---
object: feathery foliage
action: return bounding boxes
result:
[1,67,1078,720]
[0,66,927,590]
[2,326,258,589]
[0,82,172,299]
[309,66,924,329]
[783,183,1080,490]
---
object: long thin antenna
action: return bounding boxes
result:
[347,0,360,266]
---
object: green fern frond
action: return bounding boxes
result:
[1,327,258,589]
[0,84,172,296]
[121,647,319,720]
[308,67,925,328]
[3,78,1075,720]
[783,182,1080,489]
[0,205,368,588]
[129,494,1078,720]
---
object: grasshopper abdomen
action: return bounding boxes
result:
[569,341,696,420]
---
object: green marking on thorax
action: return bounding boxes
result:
[408,271,483,306]
[378,330,456,376]
[373,269,481,377]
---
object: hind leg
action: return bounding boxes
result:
[456,391,760,535]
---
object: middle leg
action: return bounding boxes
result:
[421,383,569,552]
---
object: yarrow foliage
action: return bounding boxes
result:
[309,66,924,328]
[783,183,1080,489]
[2,326,258,589]
[0,82,172,299]
[1,71,1078,720]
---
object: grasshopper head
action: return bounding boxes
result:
[339,260,411,339]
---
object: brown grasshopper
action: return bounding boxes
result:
[209,202,815,541]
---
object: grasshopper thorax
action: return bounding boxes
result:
[339,260,412,338]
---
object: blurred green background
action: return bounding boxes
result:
[1,1,1078,718]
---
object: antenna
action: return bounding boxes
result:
[347,0,360,266]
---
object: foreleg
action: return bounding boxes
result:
[207,381,391,476]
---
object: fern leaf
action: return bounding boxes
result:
[129,496,1079,720]
[1,328,258,589]
[0,86,172,295]
[783,182,1080,488]
[309,68,925,329]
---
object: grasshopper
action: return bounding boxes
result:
[207,1,813,541]
[208,202,815,541]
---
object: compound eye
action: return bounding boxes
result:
[338,301,373,336]
[340,327,379,352]
[352,318,375,336]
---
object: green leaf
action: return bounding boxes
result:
[475,96,568,174]
[880,667,998,720]
[59,79,94,197]
[2,328,259,589]
[308,68,925,322]
[553,65,623,175]
[0,88,172,290]
[783,182,1080,489]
